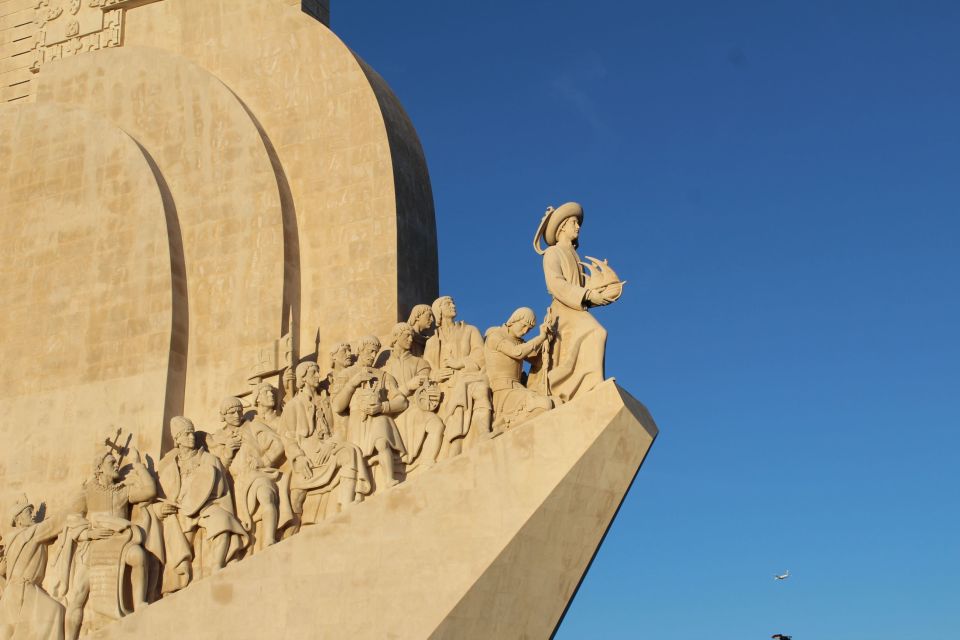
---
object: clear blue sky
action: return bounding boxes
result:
[335,3,959,638]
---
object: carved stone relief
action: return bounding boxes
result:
[30,1,122,73]
[0,202,624,638]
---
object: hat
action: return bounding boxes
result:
[533,202,583,254]
[8,494,32,527]
[219,396,244,416]
[170,416,195,440]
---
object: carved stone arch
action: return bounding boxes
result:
[0,102,176,505]
[35,45,290,436]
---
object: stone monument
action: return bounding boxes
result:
[0,2,657,638]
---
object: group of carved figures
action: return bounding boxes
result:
[0,202,623,639]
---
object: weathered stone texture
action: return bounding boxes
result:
[90,380,658,640]
[0,0,437,509]
[0,103,174,499]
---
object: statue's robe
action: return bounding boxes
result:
[323,371,351,442]
[334,365,408,459]
[155,450,248,594]
[209,421,293,538]
[383,351,442,466]
[0,518,65,640]
[424,322,491,440]
[528,243,607,402]
[281,389,371,504]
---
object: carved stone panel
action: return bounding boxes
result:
[30,0,124,73]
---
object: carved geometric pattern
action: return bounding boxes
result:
[28,0,162,74]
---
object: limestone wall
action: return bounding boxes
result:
[0,0,437,509]
[0,0,37,103]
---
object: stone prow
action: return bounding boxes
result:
[91,380,658,639]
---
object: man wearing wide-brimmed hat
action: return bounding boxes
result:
[529,202,616,403]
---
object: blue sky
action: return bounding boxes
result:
[335,3,959,638]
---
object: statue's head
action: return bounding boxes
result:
[329,342,353,370]
[9,494,34,528]
[390,322,414,351]
[296,361,321,390]
[170,416,197,450]
[356,336,381,367]
[407,304,435,334]
[93,448,121,484]
[255,382,277,410]
[538,202,583,250]
[432,296,456,325]
[505,307,537,339]
[414,381,442,413]
[557,215,580,244]
[220,396,244,427]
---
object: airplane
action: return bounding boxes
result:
[774,570,790,581]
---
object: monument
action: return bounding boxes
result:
[0,2,657,638]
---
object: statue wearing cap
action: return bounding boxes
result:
[154,417,248,595]
[529,202,623,403]
[0,495,66,640]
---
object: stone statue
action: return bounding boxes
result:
[281,361,370,529]
[529,202,622,402]
[0,496,66,640]
[252,381,283,431]
[208,396,286,552]
[155,417,248,594]
[50,445,159,640]
[383,322,431,396]
[332,336,408,489]
[406,304,435,358]
[484,307,555,429]
[324,342,355,441]
[400,382,445,473]
[382,323,444,470]
[424,296,494,454]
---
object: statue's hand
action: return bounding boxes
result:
[158,503,178,518]
[586,289,609,307]
[363,400,383,417]
[87,526,114,540]
[539,320,555,337]
[406,376,425,393]
[293,457,313,480]
[349,369,376,387]
[436,367,454,381]
[444,357,465,370]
